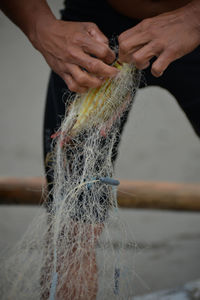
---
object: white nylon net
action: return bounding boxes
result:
[1,62,141,300]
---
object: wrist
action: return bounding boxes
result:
[28,12,56,49]
[181,0,200,36]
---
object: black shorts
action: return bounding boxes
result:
[43,1,200,210]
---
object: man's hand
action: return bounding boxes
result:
[32,20,117,93]
[118,2,200,77]
[1,1,117,93]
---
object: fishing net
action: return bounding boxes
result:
[1,61,141,300]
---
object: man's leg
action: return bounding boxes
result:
[56,222,103,300]
[42,62,139,298]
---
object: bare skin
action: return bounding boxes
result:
[107,0,193,19]
[1,1,200,299]
[1,0,118,94]
[40,221,103,300]
[1,0,200,92]
[33,20,118,94]
[56,223,103,300]
[115,0,200,76]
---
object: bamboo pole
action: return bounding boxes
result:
[0,177,200,211]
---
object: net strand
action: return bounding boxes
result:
[1,61,141,300]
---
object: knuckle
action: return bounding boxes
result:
[148,44,161,58]
[67,82,73,91]
[167,46,177,56]
[91,77,102,87]
[72,32,83,44]
[103,35,109,44]
[70,86,78,93]
[132,53,142,65]
[76,73,86,85]
[66,80,77,92]
[94,80,102,87]
[99,45,109,58]
[153,40,164,51]
[120,41,128,53]
[88,60,99,73]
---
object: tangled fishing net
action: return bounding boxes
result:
[1,61,141,299]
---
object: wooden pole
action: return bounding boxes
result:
[0,177,200,211]
[118,180,200,211]
[0,177,46,205]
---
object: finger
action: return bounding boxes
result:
[86,22,109,44]
[118,20,148,43]
[118,45,142,64]
[82,38,116,64]
[57,59,103,88]
[75,51,119,78]
[118,33,150,62]
[131,42,162,69]
[151,49,176,77]
[62,73,88,94]
[67,64,104,88]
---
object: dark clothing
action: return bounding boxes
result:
[62,0,137,38]
[43,1,200,209]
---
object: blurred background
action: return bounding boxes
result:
[0,0,200,297]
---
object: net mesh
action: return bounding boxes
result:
[1,61,141,300]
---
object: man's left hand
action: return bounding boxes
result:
[118,2,200,77]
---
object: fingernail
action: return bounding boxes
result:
[152,69,163,77]
[156,71,163,77]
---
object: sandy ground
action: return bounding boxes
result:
[0,1,200,297]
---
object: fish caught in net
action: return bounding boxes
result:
[1,61,141,300]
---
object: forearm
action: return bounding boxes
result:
[0,0,56,44]
[108,0,199,19]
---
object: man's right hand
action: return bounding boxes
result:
[32,20,117,93]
